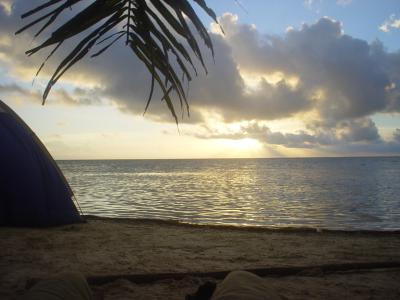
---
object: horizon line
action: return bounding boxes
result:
[55,155,400,161]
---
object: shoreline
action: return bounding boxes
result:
[83,215,400,235]
[1,216,400,299]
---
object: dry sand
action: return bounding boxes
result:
[1,216,400,299]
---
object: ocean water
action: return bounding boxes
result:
[58,157,400,231]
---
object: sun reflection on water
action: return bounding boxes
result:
[59,157,400,230]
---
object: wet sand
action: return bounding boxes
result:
[1,216,400,299]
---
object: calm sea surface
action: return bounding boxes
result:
[58,157,400,231]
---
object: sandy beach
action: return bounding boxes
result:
[1,216,400,299]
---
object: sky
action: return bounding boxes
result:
[1,0,400,159]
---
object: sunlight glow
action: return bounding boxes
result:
[240,70,300,92]
[0,0,12,15]
[221,138,262,150]
[0,34,11,46]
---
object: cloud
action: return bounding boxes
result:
[336,0,352,6]
[303,0,323,10]
[220,15,400,122]
[0,4,313,123]
[0,82,102,106]
[3,6,399,123]
[379,14,400,32]
[194,117,381,148]
[192,119,400,156]
[0,0,12,15]
[394,128,400,143]
[0,83,40,99]
[265,129,332,149]
[1,2,400,155]
[305,0,351,11]
[336,119,380,143]
[304,0,314,9]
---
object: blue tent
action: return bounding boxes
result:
[0,100,82,226]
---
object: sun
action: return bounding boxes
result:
[222,138,262,150]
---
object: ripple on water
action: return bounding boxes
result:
[58,157,400,231]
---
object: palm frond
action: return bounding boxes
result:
[16,0,219,123]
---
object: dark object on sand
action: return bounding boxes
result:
[186,281,217,300]
[0,99,82,227]
[22,271,276,300]
[20,272,92,300]
[210,270,281,300]
[185,271,283,300]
